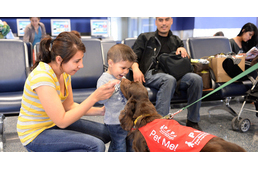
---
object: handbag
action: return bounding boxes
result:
[192,62,211,89]
[157,52,193,80]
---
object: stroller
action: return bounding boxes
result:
[223,56,258,132]
[231,79,258,132]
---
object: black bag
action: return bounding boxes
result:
[157,52,193,80]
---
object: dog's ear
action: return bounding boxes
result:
[119,96,136,131]
[123,87,132,100]
[120,79,132,99]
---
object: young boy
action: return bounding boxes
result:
[97,44,137,152]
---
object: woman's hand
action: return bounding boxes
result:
[92,80,120,102]
[98,106,105,116]
[238,53,246,56]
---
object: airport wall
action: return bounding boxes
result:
[0,17,108,36]
[1,17,258,40]
[193,17,258,38]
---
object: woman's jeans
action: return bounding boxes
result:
[145,70,203,123]
[25,119,111,152]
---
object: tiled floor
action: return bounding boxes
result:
[2,97,258,152]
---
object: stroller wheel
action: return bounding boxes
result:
[238,118,251,133]
[231,116,240,131]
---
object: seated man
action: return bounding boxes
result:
[131,17,203,130]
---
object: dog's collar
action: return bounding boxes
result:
[133,114,151,126]
[131,114,151,132]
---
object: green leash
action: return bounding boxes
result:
[163,62,258,119]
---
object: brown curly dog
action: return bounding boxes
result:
[119,78,246,152]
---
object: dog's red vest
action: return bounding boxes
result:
[138,119,216,152]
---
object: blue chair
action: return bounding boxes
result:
[0,39,30,151]
[34,42,40,63]
[122,38,137,48]
[25,42,33,67]
[71,38,104,104]
[101,39,117,67]
[182,39,189,55]
[186,36,232,59]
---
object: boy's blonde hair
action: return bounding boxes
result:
[107,44,137,63]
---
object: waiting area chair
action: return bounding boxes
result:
[186,36,232,59]
[0,39,30,151]
[101,39,117,67]
[34,42,40,63]
[122,38,137,48]
[25,42,33,67]
[71,38,105,104]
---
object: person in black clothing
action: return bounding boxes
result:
[131,17,203,130]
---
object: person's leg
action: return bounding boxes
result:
[179,73,203,125]
[145,70,176,116]
[126,136,134,152]
[66,119,111,144]
[106,124,128,152]
[223,58,250,81]
[25,126,106,152]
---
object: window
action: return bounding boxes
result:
[128,17,156,38]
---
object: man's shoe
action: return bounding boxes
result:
[186,120,202,131]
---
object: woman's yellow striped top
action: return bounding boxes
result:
[17,62,71,146]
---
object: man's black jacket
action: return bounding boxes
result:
[132,30,184,75]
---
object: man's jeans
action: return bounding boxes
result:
[145,70,203,123]
[25,119,111,152]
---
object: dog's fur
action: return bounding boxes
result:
[119,78,246,152]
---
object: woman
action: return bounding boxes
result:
[229,22,258,54]
[23,17,47,47]
[225,23,258,81]
[17,32,119,152]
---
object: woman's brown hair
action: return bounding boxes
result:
[32,31,86,70]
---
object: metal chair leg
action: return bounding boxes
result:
[0,114,5,134]
[208,97,238,117]
[0,114,5,152]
